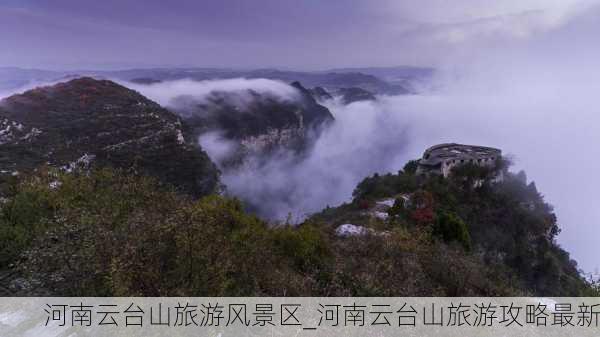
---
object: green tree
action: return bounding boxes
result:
[403,160,420,175]
[433,211,472,251]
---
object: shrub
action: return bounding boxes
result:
[433,211,472,251]
[271,224,331,272]
[0,176,54,268]
[403,160,419,175]
[387,197,405,219]
[4,168,329,296]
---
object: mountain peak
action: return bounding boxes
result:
[0,78,220,197]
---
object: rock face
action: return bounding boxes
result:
[335,87,377,104]
[289,82,335,127]
[129,77,163,85]
[0,77,220,196]
[416,143,503,178]
[309,86,333,102]
[335,224,369,237]
[171,81,334,167]
[334,224,389,238]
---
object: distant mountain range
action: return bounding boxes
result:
[329,66,435,81]
[0,66,435,95]
[0,74,597,298]
[0,76,344,197]
[171,81,335,168]
[0,67,433,197]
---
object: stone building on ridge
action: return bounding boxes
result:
[416,143,502,178]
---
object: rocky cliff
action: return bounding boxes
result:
[335,87,377,104]
[170,81,334,168]
[0,77,220,197]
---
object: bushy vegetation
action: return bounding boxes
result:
[1,169,330,296]
[433,211,472,251]
[0,77,221,198]
[0,160,596,296]
[337,160,596,296]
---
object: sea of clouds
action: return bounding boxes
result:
[128,54,599,274]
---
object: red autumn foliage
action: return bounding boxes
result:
[411,207,435,224]
[357,199,371,210]
[410,190,435,225]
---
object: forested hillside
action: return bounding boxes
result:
[1,160,597,296]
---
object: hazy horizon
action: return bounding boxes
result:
[2,0,599,70]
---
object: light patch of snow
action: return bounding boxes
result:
[335,224,390,238]
[366,195,414,220]
[398,194,411,201]
[397,194,412,208]
[0,119,16,144]
[0,125,10,136]
[11,171,19,176]
[103,128,172,151]
[176,129,185,144]
[376,198,395,208]
[20,127,42,141]
[62,153,96,173]
[49,181,62,189]
[77,153,95,166]
[335,224,369,237]
[362,198,395,221]
[373,211,389,220]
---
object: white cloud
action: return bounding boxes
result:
[389,0,596,25]
[124,78,300,107]
[386,0,599,45]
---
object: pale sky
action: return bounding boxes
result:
[0,0,598,69]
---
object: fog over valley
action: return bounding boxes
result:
[123,42,600,274]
